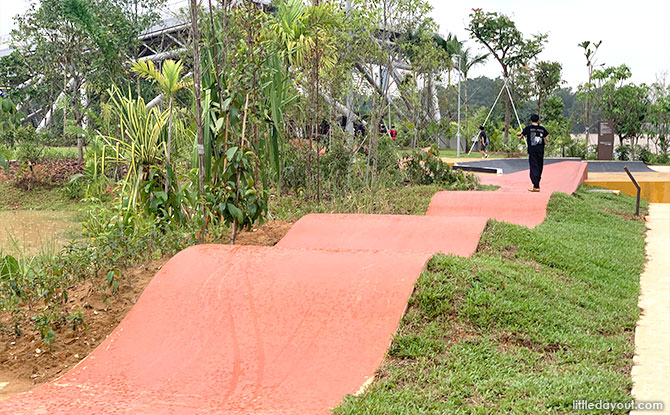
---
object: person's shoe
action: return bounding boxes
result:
[528,187,540,192]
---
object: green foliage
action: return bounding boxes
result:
[269,0,344,71]
[202,146,268,232]
[468,10,547,72]
[468,9,547,136]
[31,310,59,344]
[0,97,24,147]
[64,140,108,199]
[102,88,168,209]
[646,82,670,153]
[403,146,479,189]
[132,59,188,98]
[533,61,563,116]
[542,95,573,157]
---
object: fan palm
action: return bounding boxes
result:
[458,47,489,112]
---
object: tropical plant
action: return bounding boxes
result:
[101,89,168,211]
[457,46,489,113]
[131,59,188,166]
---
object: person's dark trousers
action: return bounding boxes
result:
[528,152,544,189]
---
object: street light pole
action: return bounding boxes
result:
[456,55,462,157]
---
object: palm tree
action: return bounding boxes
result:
[131,59,187,165]
[457,47,489,113]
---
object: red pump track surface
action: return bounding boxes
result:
[0,161,586,414]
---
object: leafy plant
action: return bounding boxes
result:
[131,59,188,166]
[102,88,168,211]
[403,146,479,189]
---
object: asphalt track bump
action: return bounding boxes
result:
[0,162,588,414]
[455,158,653,174]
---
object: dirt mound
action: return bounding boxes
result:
[0,220,294,401]
[234,220,294,246]
[0,159,83,188]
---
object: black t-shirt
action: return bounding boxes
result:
[479,131,489,145]
[521,124,548,153]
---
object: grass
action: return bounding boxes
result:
[0,182,76,210]
[271,184,458,220]
[334,187,647,415]
[3,146,79,161]
[43,146,79,160]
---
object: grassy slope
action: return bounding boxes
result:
[270,185,449,220]
[334,188,647,415]
[0,183,75,211]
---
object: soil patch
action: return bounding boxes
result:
[0,258,167,401]
[0,210,81,256]
[0,160,83,188]
[0,220,295,401]
[231,220,294,246]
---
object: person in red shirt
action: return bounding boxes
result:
[389,125,397,141]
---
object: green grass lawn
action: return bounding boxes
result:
[334,188,647,415]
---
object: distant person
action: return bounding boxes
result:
[520,114,549,192]
[389,125,397,141]
[478,126,489,158]
[355,122,366,138]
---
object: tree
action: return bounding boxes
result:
[532,61,562,120]
[542,95,571,156]
[467,9,546,137]
[189,0,206,194]
[578,40,602,150]
[457,46,488,114]
[592,65,649,146]
[647,78,670,154]
[10,0,164,160]
[268,0,342,196]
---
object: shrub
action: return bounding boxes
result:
[403,145,479,189]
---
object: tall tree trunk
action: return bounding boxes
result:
[585,68,592,152]
[503,68,511,139]
[464,79,469,114]
[73,78,83,162]
[504,93,511,139]
[190,0,205,193]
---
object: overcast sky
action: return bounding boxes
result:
[2,0,669,89]
[428,0,670,89]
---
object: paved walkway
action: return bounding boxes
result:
[631,203,670,414]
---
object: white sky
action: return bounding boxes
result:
[428,0,670,89]
[2,0,669,89]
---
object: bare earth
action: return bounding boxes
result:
[0,220,294,401]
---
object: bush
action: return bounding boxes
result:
[614,144,630,161]
[403,145,479,189]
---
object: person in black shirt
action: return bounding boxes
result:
[519,114,549,192]
[478,126,489,158]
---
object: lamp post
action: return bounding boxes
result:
[456,55,462,157]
